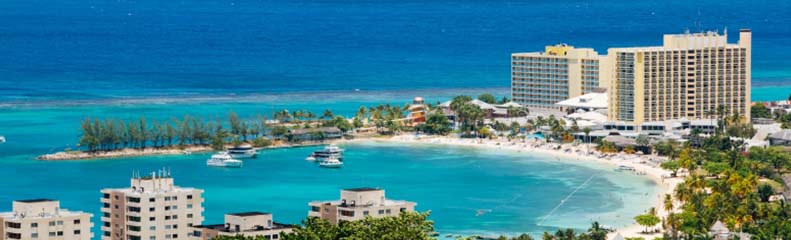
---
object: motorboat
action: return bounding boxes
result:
[305,154,317,161]
[227,144,257,159]
[313,144,344,160]
[0,136,5,144]
[206,152,243,168]
[319,156,343,168]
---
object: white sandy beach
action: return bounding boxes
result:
[372,134,682,240]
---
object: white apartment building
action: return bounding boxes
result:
[0,199,93,240]
[308,188,416,224]
[101,172,204,240]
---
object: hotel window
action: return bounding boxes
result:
[187,204,193,209]
[149,198,155,202]
[31,223,38,228]
[165,196,171,201]
[49,232,56,237]
[363,211,369,216]
[49,221,55,226]
[31,233,38,238]
[57,231,63,236]
[386,209,392,214]
[150,226,156,231]
[74,230,81,235]
[187,214,193,218]
[74,219,81,224]
[150,217,156,221]
[187,195,193,200]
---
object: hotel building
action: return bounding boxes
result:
[101,173,204,240]
[307,188,416,224]
[0,199,93,240]
[607,30,751,125]
[511,44,604,109]
[191,212,293,240]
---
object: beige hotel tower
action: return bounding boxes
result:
[607,30,751,124]
[511,44,605,110]
[101,171,204,240]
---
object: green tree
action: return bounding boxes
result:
[477,93,497,104]
[634,213,660,233]
[660,160,681,177]
[751,103,772,119]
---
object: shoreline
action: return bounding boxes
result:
[377,134,680,239]
[37,140,342,161]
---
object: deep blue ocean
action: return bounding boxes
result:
[0,0,790,104]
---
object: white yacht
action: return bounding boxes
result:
[206,152,243,168]
[318,156,343,168]
[305,154,317,161]
[313,144,344,160]
[227,144,257,159]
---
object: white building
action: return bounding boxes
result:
[0,199,93,240]
[307,188,416,225]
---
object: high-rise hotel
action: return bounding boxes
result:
[511,44,605,109]
[607,30,751,124]
[101,173,204,240]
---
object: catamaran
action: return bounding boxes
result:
[227,144,257,159]
[312,144,344,160]
[206,152,243,168]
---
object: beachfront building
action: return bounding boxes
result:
[307,188,416,225]
[191,212,293,240]
[100,172,204,240]
[511,44,605,110]
[405,97,429,126]
[0,199,93,240]
[607,29,752,125]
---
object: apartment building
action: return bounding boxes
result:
[191,212,293,240]
[512,44,605,109]
[307,188,416,224]
[607,30,751,125]
[101,172,204,240]
[0,199,93,240]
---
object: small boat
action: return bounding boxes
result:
[207,152,243,168]
[305,154,317,161]
[227,144,257,159]
[319,156,343,168]
[183,150,192,155]
[0,136,5,144]
[313,144,344,160]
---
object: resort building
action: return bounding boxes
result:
[511,44,605,110]
[191,212,293,240]
[0,199,93,240]
[405,97,428,126]
[607,29,751,125]
[100,172,204,240]
[307,188,416,224]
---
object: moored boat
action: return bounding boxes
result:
[228,144,257,159]
[207,152,243,168]
[313,144,344,160]
[0,136,5,144]
[319,156,343,168]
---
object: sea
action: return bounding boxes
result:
[0,0,789,238]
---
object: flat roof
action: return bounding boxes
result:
[15,199,56,203]
[193,222,295,232]
[343,187,381,192]
[228,212,270,217]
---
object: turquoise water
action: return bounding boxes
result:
[0,141,657,237]
[0,97,658,238]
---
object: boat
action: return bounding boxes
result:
[305,154,317,161]
[318,156,343,168]
[206,152,243,168]
[312,144,344,160]
[227,144,257,159]
[0,136,5,144]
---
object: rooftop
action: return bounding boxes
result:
[555,92,608,109]
[228,212,270,217]
[343,187,381,192]
[15,199,55,203]
[193,222,295,232]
